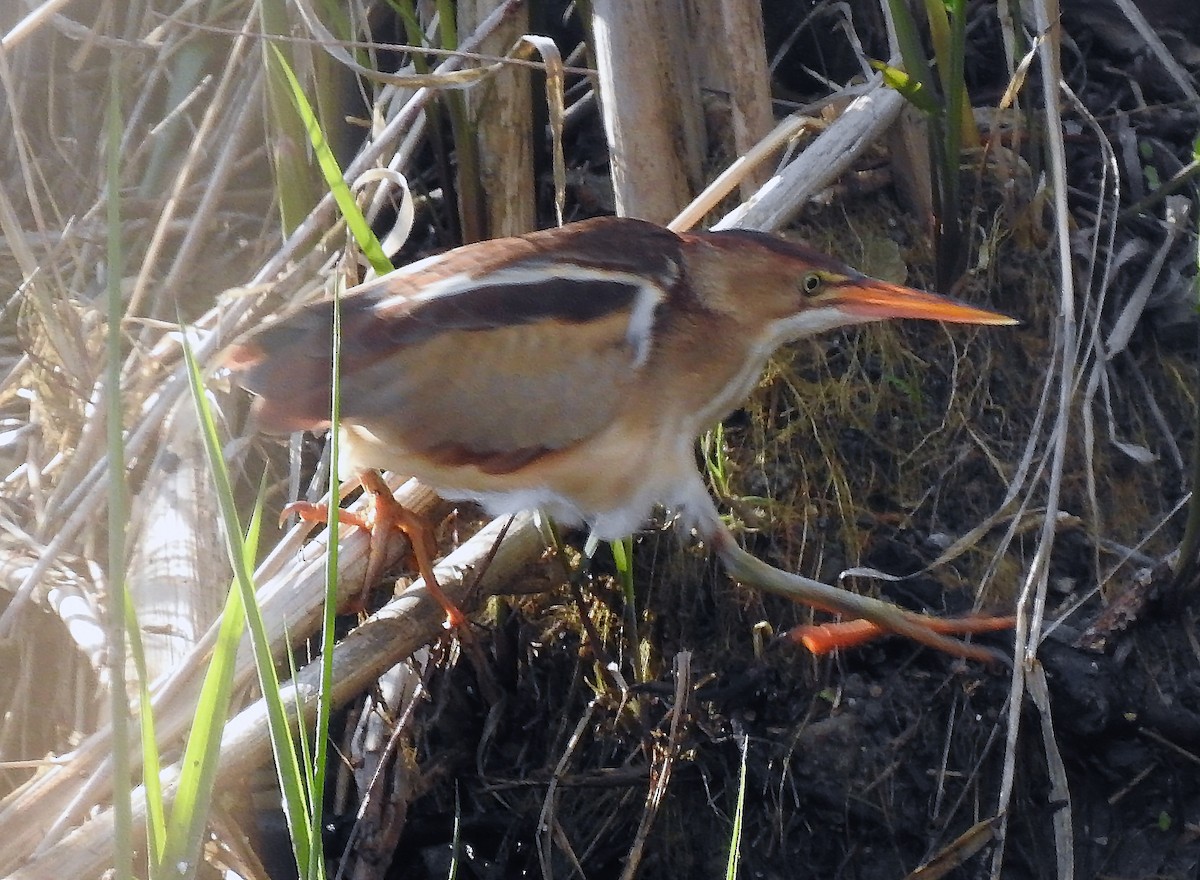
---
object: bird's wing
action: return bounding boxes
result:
[229,218,685,468]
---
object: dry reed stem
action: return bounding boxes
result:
[714,73,905,232]
[590,0,704,223]
[461,0,535,237]
[991,2,1076,876]
[689,0,774,196]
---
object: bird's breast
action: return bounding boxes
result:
[340,415,700,539]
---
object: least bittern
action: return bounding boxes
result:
[229,217,1016,657]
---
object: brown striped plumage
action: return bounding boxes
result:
[229,216,1014,541]
[227,216,1022,658]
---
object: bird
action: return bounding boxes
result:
[227,216,1017,657]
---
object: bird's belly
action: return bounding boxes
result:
[340,421,697,539]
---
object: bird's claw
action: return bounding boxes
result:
[282,473,468,629]
[786,613,1015,662]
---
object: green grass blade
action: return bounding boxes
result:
[870,60,938,115]
[610,536,634,607]
[725,733,748,880]
[268,43,392,275]
[126,596,165,870]
[923,0,954,94]
[430,0,483,242]
[934,0,963,166]
[390,0,431,70]
[304,273,343,880]
[609,534,647,683]
[159,478,266,875]
[701,423,732,498]
[435,0,457,49]
[943,0,976,150]
[180,331,316,874]
[885,0,939,110]
[259,0,321,232]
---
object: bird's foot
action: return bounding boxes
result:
[283,469,467,628]
[786,614,1016,659]
[710,528,1012,662]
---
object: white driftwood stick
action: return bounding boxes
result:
[715,78,904,232]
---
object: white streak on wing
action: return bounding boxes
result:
[625,258,674,368]
[369,271,476,310]
[391,251,449,277]
[371,262,673,369]
[346,253,457,301]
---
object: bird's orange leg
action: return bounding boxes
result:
[788,615,1016,656]
[284,469,466,628]
[700,510,1013,662]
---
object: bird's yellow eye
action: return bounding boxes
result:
[801,273,823,296]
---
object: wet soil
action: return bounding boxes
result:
[346,521,1200,880]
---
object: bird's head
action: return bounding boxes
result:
[680,228,1017,341]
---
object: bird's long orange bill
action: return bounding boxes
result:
[831,278,1018,325]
